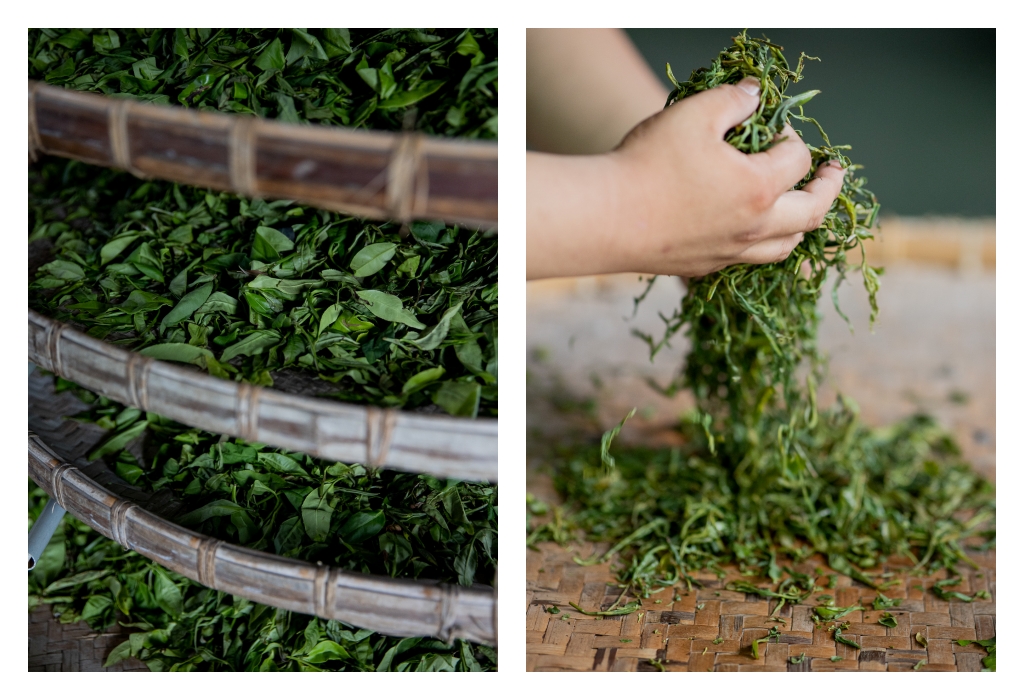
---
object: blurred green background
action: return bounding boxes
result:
[625,29,995,218]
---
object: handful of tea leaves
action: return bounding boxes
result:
[529,31,994,598]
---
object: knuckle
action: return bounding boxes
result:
[804,202,831,232]
[741,172,776,214]
[726,84,749,108]
[750,184,776,214]
[796,144,813,172]
[735,227,763,245]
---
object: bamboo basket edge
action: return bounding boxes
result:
[28,432,497,645]
[28,309,498,482]
[29,81,498,230]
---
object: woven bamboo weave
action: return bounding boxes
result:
[29,604,147,672]
[29,310,497,483]
[29,368,496,646]
[28,81,498,230]
[526,541,995,672]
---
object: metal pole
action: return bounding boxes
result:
[29,498,65,570]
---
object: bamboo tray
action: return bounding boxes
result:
[29,309,497,483]
[28,81,497,230]
[28,369,496,645]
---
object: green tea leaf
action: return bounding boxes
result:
[39,259,84,280]
[178,499,247,526]
[355,290,425,329]
[303,640,350,664]
[410,302,463,351]
[196,292,238,316]
[220,330,281,362]
[338,510,384,544]
[251,226,294,261]
[350,242,397,278]
[160,282,213,331]
[318,303,343,336]
[402,366,445,395]
[87,420,147,461]
[153,569,183,616]
[254,38,286,71]
[100,234,139,265]
[301,489,334,542]
[257,452,309,478]
[432,381,480,417]
[140,343,213,365]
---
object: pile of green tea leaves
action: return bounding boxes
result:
[30,158,497,416]
[29,28,497,139]
[30,478,495,671]
[28,27,498,672]
[528,31,994,600]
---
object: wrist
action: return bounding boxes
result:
[528,151,628,278]
[601,149,649,275]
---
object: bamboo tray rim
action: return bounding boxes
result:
[29,80,498,230]
[28,431,496,645]
[28,309,497,483]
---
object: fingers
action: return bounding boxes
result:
[736,232,805,266]
[760,160,845,238]
[733,161,844,267]
[677,77,762,136]
[747,124,814,195]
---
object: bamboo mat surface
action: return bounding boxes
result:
[526,543,994,672]
[526,233,996,672]
[29,604,146,672]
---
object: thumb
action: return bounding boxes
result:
[681,76,761,137]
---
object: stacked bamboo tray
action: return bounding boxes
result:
[28,83,499,648]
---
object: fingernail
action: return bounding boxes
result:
[827,159,843,168]
[737,77,760,96]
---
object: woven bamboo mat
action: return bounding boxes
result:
[526,541,995,672]
[29,604,147,672]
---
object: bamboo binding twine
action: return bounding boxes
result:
[28,431,496,645]
[29,310,497,483]
[28,81,497,230]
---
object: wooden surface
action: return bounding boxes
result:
[29,81,498,229]
[29,310,498,483]
[526,236,996,672]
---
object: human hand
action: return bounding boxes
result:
[606,76,845,277]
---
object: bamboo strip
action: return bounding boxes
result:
[28,310,497,483]
[28,81,497,230]
[28,432,496,645]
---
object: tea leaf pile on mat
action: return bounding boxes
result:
[28,28,497,671]
[528,32,994,609]
[29,28,497,138]
[30,475,495,671]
